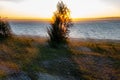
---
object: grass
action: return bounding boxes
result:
[69,39,120,80]
[0,36,120,80]
[0,36,38,78]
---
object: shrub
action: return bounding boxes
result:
[0,18,11,39]
[48,1,72,47]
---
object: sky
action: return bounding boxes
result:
[0,0,120,19]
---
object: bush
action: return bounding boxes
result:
[48,1,72,47]
[0,18,11,39]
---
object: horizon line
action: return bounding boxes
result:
[2,17,120,22]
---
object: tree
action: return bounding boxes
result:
[0,17,11,40]
[48,1,72,47]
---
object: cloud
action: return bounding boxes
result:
[0,0,23,2]
[0,6,2,9]
[101,0,120,6]
[104,0,120,2]
[0,0,22,1]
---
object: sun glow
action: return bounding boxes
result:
[0,0,120,20]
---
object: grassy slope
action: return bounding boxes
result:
[0,36,120,80]
[69,39,120,80]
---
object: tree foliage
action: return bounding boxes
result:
[48,1,72,47]
[0,17,11,39]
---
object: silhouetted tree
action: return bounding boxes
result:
[48,1,72,47]
[0,17,11,40]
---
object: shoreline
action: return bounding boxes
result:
[13,35,120,43]
[70,37,120,43]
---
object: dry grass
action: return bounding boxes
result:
[0,36,39,78]
[69,39,120,80]
[0,36,120,80]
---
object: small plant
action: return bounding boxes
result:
[0,18,11,39]
[48,1,72,47]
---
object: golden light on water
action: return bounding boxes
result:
[0,0,120,20]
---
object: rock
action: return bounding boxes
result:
[4,71,31,80]
[75,47,91,52]
[37,72,60,80]
[37,72,76,80]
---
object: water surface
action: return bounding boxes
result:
[9,20,120,40]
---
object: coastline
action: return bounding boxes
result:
[70,37,120,43]
[13,35,120,43]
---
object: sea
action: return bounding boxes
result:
[9,20,120,40]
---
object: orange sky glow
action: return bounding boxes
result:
[0,0,120,20]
